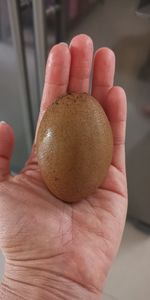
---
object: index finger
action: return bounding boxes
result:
[37,43,71,129]
[25,43,70,172]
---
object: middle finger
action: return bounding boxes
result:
[68,34,93,93]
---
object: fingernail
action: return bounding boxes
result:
[47,42,68,66]
[0,121,7,124]
[59,42,68,47]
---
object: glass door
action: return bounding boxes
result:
[0,0,65,172]
[0,0,33,172]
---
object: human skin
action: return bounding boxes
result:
[0,34,127,300]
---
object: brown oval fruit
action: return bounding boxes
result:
[36,93,113,202]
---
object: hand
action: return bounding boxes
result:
[0,34,127,300]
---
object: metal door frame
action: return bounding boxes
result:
[7,0,33,152]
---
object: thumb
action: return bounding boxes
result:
[0,122,14,181]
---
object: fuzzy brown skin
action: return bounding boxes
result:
[37,92,113,203]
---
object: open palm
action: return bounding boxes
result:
[0,35,127,300]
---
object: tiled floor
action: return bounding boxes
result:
[103,221,150,300]
[0,251,4,282]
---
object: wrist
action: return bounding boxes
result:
[0,280,101,300]
[0,268,102,300]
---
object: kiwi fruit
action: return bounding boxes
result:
[36,92,113,203]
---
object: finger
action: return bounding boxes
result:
[68,34,93,93]
[0,122,14,180]
[25,43,71,173]
[92,48,115,105]
[104,86,127,173]
[37,42,71,129]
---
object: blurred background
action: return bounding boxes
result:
[0,0,150,299]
